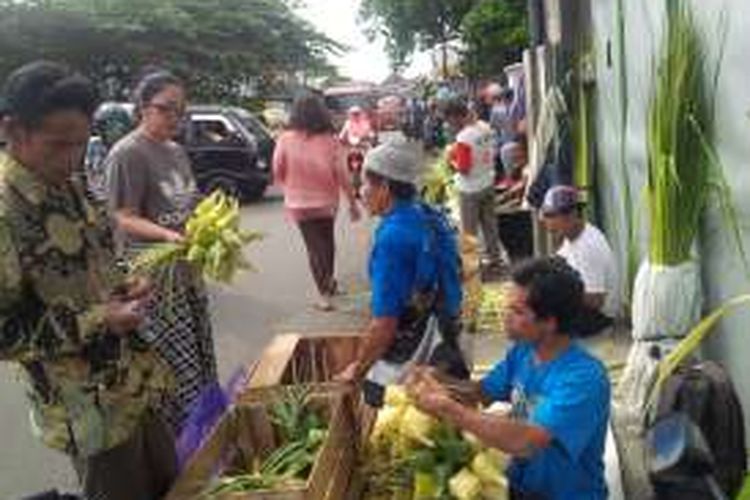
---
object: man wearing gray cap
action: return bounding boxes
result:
[334,141,467,405]
[540,186,620,329]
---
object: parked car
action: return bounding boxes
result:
[182,105,275,201]
[87,103,274,202]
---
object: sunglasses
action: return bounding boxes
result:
[148,101,185,117]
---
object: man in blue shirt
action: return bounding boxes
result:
[335,140,466,405]
[410,257,610,499]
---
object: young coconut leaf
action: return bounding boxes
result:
[645,294,750,414]
[646,2,743,269]
[737,474,750,500]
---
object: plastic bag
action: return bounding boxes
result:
[631,260,702,340]
[175,366,251,469]
[618,339,680,417]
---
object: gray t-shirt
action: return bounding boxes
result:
[104,130,199,242]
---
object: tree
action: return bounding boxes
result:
[0,0,340,102]
[359,0,528,80]
[359,0,474,74]
[461,0,529,80]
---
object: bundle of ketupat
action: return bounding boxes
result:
[475,282,509,336]
[362,386,508,500]
[131,191,262,284]
[422,148,457,207]
[461,234,483,333]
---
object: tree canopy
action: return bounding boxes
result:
[359,0,528,79]
[359,0,474,72]
[461,0,528,79]
[0,0,340,102]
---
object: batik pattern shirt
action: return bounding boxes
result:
[0,152,170,458]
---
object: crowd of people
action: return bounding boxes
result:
[0,58,620,500]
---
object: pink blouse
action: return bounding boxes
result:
[273,130,351,221]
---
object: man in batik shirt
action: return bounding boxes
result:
[0,62,174,500]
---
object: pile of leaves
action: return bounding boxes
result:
[205,387,328,497]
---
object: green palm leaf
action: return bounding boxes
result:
[646,294,750,413]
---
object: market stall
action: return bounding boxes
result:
[168,333,510,500]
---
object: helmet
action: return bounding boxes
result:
[485,82,503,98]
[93,103,134,146]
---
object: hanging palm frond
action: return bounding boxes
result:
[646,1,742,267]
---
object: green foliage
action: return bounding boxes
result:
[359,0,526,78]
[460,0,528,79]
[0,0,340,102]
[359,0,474,71]
[646,294,750,414]
[645,1,739,266]
[737,474,750,500]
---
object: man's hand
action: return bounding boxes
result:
[334,361,362,383]
[164,229,185,244]
[121,276,152,301]
[405,367,453,416]
[415,389,455,418]
[104,298,145,336]
[409,372,455,419]
[404,365,439,387]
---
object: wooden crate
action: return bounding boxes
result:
[167,391,356,500]
[247,333,362,389]
[242,334,372,499]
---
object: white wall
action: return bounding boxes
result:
[590,0,750,446]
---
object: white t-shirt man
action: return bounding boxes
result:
[557,223,620,318]
[452,121,495,194]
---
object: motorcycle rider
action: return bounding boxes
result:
[339,106,375,197]
[339,105,374,146]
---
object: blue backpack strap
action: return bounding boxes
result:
[418,202,463,318]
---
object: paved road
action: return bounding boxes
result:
[0,192,372,498]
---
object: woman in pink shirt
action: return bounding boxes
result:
[273,95,360,311]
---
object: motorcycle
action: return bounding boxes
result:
[345,134,373,199]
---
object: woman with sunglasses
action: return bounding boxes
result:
[103,70,217,435]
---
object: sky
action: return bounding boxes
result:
[294,0,433,83]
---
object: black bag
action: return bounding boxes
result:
[381,302,468,381]
[21,492,80,500]
[652,361,747,498]
[572,306,614,338]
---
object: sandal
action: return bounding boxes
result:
[313,297,335,312]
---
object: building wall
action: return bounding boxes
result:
[590,0,750,447]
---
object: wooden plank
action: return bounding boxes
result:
[246,333,362,389]
[247,334,301,389]
[324,447,356,500]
